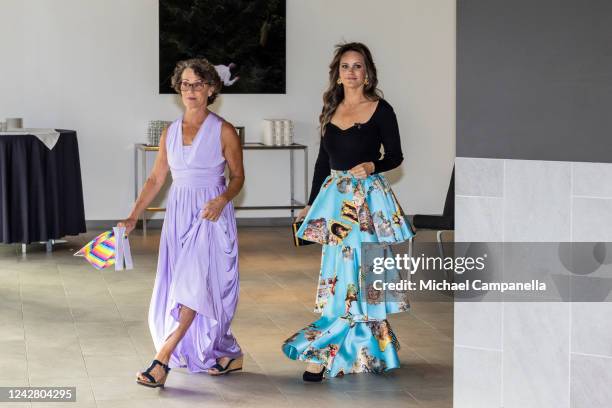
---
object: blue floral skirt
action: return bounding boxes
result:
[282,170,414,377]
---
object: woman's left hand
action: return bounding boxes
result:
[349,162,375,179]
[201,196,228,221]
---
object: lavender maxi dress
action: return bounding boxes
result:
[148,112,242,372]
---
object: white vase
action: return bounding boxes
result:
[282,120,293,145]
[262,119,275,146]
[273,120,283,145]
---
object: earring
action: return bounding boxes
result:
[364,77,370,86]
[337,78,342,85]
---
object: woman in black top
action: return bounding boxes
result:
[282,43,414,382]
[305,97,404,207]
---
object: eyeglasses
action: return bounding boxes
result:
[179,80,211,92]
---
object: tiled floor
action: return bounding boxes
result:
[0,227,452,407]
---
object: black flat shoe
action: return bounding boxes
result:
[302,365,325,382]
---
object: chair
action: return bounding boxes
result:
[412,167,454,258]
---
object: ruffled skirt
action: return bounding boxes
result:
[282,170,413,377]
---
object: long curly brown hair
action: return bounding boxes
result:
[319,42,383,135]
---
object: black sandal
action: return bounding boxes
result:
[208,356,243,376]
[303,364,326,382]
[136,359,171,388]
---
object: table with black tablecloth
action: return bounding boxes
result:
[0,130,86,244]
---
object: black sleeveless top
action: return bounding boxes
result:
[307,99,404,205]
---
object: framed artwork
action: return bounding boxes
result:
[159,0,286,95]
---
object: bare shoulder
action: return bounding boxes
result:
[221,120,238,135]
[220,120,241,147]
[221,120,239,139]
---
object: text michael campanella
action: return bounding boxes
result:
[370,253,547,293]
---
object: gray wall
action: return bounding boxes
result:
[455,157,612,408]
[456,1,612,406]
[457,0,612,162]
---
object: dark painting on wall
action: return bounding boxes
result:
[159,0,286,95]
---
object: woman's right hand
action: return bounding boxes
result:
[117,218,137,235]
[295,205,311,222]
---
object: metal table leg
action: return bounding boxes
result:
[290,149,295,218]
[142,149,147,236]
[304,146,309,207]
[134,144,138,204]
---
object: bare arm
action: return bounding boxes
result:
[118,129,170,233]
[201,121,244,221]
[220,121,245,202]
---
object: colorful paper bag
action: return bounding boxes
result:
[74,227,133,270]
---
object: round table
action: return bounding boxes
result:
[0,129,86,244]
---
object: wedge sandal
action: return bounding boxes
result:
[136,359,170,388]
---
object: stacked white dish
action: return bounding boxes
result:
[262,119,293,146]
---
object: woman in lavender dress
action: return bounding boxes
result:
[118,58,245,387]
